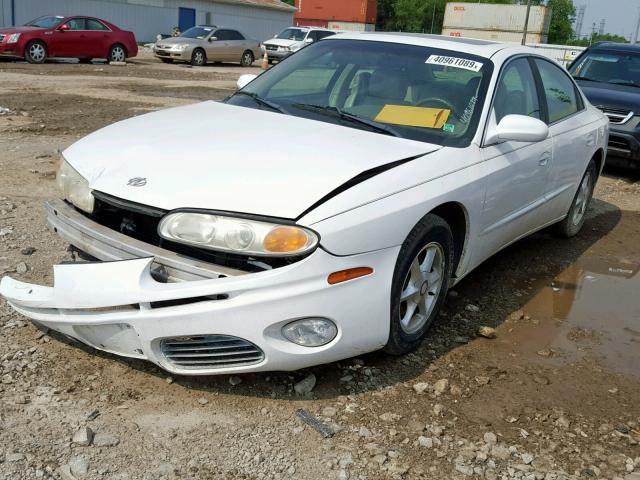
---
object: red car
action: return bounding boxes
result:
[0,15,138,64]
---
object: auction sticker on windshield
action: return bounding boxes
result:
[426,55,483,72]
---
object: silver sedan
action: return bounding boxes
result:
[154,25,260,67]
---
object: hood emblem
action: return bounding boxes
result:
[127,177,147,187]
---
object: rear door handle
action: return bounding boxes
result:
[539,151,551,166]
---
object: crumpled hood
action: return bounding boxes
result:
[63,101,439,219]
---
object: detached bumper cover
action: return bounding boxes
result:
[1,203,399,374]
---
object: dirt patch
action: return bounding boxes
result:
[1,61,640,480]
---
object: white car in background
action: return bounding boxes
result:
[262,26,336,62]
[1,33,608,376]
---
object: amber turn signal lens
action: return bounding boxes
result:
[263,226,310,253]
[328,267,374,285]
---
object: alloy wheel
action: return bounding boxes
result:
[242,52,253,66]
[29,43,46,63]
[110,46,125,63]
[572,172,592,226]
[398,242,445,335]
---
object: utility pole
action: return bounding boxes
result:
[430,1,436,34]
[633,7,640,45]
[521,0,532,46]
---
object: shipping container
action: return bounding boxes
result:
[527,44,586,67]
[443,2,551,41]
[442,28,546,44]
[294,0,377,25]
[294,18,328,28]
[327,21,375,32]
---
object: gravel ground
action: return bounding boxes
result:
[1,52,639,480]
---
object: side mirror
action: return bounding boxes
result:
[237,74,257,90]
[485,114,549,144]
[58,24,69,32]
[304,37,313,43]
[209,36,217,42]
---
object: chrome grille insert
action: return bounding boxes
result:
[0,35,5,43]
[160,335,264,370]
[598,106,634,125]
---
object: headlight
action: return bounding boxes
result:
[7,33,20,44]
[172,44,188,51]
[158,212,318,257]
[282,318,338,347]
[57,158,94,213]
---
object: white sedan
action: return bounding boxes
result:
[0,33,608,375]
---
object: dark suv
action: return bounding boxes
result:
[569,42,640,168]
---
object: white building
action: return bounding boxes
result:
[0,0,296,42]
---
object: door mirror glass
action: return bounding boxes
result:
[237,74,257,90]
[486,114,549,144]
[209,36,217,42]
[58,23,69,31]
[304,37,313,43]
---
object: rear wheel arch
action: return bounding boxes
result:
[428,202,468,277]
[108,43,127,62]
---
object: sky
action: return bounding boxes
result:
[575,0,640,40]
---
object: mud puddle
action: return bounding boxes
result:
[508,213,640,378]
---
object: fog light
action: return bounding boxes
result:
[282,318,337,347]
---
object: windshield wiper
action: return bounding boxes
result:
[609,80,640,88]
[572,76,597,82]
[292,103,401,137]
[233,91,286,113]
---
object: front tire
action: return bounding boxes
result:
[191,48,206,66]
[25,40,47,64]
[384,214,453,355]
[108,44,127,63]
[554,159,597,238]
[240,50,254,67]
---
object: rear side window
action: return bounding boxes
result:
[494,58,541,123]
[227,30,244,40]
[87,19,109,31]
[534,58,580,123]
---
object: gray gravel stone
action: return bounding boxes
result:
[294,373,316,395]
[72,427,94,447]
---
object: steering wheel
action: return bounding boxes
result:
[416,97,462,121]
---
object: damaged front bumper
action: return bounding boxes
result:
[0,200,398,375]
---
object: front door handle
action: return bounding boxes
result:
[539,152,551,166]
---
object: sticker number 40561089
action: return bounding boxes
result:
[426,55,483,72]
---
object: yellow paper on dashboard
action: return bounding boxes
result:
[374,105,451,129]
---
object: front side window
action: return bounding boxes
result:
[66,18,86,30]
[276,28,307,41]
[181,27,213,39]
[25,16,64,28]
[494,57,541,123]
[215,30,230,41]
[535,58,579,123]
[226,39,493,147]
[570,50,640,87]
[228,30,244,40]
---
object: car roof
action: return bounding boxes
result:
[589,42,640,53]
[194,25,218,28]
[327,32,531,58]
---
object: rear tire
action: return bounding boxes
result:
[25,40,47,64]
[240,50,254,67]
[384,214,453,355]
[554,159,597,238]
[108,44,127,63]
[191,48,206,66]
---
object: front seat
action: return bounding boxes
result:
[344,71,371,108]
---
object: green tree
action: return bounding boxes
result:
[545,0,576,44]
[572,32,628,47]
[281,0,294,6]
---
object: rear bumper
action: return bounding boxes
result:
[0,200,397,375]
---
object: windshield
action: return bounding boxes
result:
[25,16,64,28]
[570,50,640,87]
[181,26,213,39]
[276,28,307,41]
[226,39,492,147]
